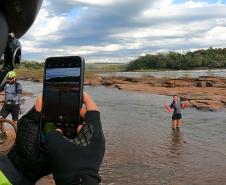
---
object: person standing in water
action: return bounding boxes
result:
[164,95,187,130]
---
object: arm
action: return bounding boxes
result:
[16,82,22,94]
[0,82,6,92]
[164,102,173,112]
[181,102,187,109]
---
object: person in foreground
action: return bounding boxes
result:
[164,95,187,130]
[0,92,105,185]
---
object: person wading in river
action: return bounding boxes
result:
[164,95,187,130]
[0,71,22,140]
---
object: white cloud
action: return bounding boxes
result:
[21,9,67,41]
[69,0,121,6]
[21,0,226,63]
[65,0,156,7]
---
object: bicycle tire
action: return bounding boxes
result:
[0,119,17,145]
[0,119,17,132]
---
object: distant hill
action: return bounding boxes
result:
[126,47,226,71]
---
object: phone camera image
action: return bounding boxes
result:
[41,57,84,139]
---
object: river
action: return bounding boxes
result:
[18,81,226,185]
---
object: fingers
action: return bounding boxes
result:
[55,128,63,134]
[80,92,99,118]
[78,93,100,135]
[35,93,99,131]
[164,102,168,107]
[79,92,99,134]
[77,124,84,134]
[83,92,99,111]
[35,93,99,113]
[80,106,87,119]
[35,96,42,112]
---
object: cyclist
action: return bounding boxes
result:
[0,71,22,140]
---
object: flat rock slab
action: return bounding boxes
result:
[85,76,226,111]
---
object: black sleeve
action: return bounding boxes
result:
[0,156,33,185]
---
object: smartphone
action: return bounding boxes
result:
[40,56,85,141]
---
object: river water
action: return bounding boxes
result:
[19,81,226,185]
[100,69,226,78]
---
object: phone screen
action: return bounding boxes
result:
[41,57,83,135]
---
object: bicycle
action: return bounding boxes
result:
[0,118,17,145]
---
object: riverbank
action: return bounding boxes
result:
[85,75,226,111]
[17,73,226,111]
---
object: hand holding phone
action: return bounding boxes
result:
[40,56,85,140]
[45,92,105,185]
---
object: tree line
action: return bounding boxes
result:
[126,47,226,71]
[19,60,44,69]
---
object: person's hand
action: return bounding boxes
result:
[45,92,105,185]
[164,102,172,112]
[181,102,187,109]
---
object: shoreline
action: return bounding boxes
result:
[17,75,226,111]
[84,75,226,111]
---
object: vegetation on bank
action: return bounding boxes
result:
[127,47,226,71]
[86,63,125,72]
[15,47,226,79]
[15,61,44,80]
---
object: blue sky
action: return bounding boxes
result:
[21,0,226,63]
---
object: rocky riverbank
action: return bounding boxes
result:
[18,75,226,111]
[85,75,226,111]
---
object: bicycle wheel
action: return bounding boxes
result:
[0,119,17,154]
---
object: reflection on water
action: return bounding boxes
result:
[20,81,226,185]
[170,130,184,155]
